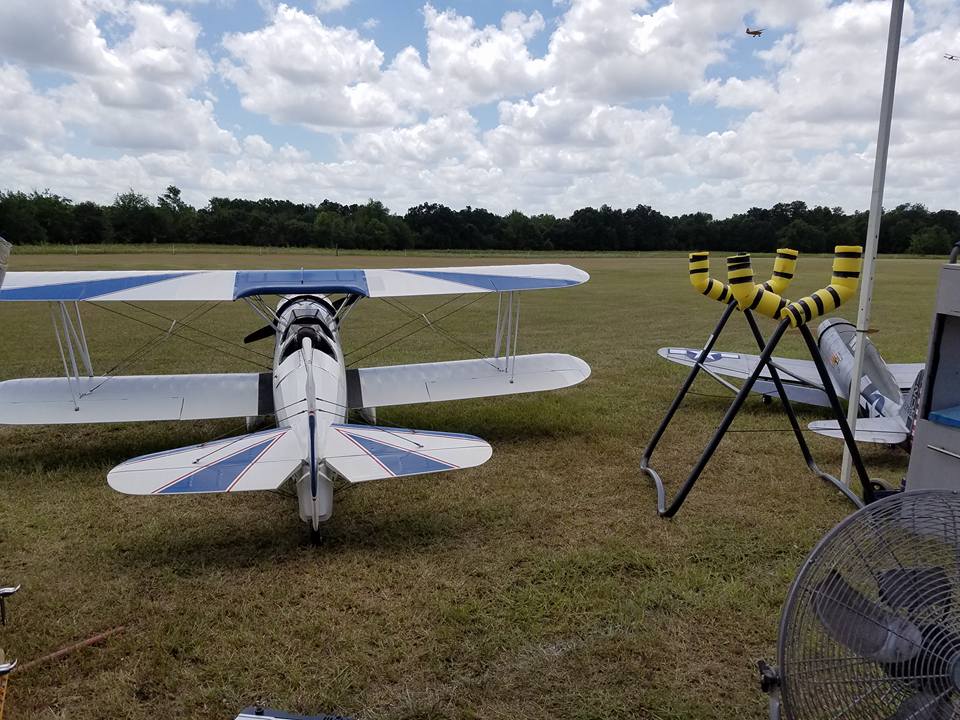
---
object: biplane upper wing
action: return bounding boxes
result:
[0,264,588,302]
[658,346,832,407]
[346,353,590,408]
[0,373,272,424]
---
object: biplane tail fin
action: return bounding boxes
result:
[324,424,491,484]
[107,428,304,495]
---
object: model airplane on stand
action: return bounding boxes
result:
[660,317,924,448]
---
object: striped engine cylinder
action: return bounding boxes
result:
[782,246,863,327]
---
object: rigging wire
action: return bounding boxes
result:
[79,301,227,396]
[383,296,500,370]
[343,293,466,359]
[88,301,272,371]
[347,293,490,367]
[122,301,274,362]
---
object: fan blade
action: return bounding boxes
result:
[813,570,923,664]
[879,568,951,613]
[888,692,952,720]
[244,325,275,344]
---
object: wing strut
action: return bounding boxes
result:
[493,291,521,380]
[49,301,94,410]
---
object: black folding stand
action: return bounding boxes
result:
[640,307,877,518]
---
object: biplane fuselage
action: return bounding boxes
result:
[271,295,347,529]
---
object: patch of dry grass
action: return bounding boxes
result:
[0,250,940,718]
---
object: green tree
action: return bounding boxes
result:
[908,226,953,256]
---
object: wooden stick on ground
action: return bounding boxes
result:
[16,626,126,673]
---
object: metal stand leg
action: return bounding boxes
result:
[651,320,791,517]
[742,312,864,508]
[640,300,737,471]
[797,324,876,504]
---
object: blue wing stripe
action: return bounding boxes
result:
[340,431,457,476]
[398,269,579,292]
[233,270,369,299]
[0,272,195,301]
[155,437,277,494]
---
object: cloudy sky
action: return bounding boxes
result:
[0,0,958,218]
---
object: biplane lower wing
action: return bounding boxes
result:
[0,264,588,302]
[0,373,272,424]
[324,424,491,483]
[108,427,304,494]
[346,353,590,408]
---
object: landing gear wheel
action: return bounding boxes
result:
[761,395,773,405]
[309,527,324,545]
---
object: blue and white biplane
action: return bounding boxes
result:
[0,260,590,536]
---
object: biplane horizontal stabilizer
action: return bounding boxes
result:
[324,424,491,483]
[808,418,908,445]
[108,428,303,495]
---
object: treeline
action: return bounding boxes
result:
[1,187,958,255]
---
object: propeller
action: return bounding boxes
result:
[813,567,960,718]
[244,324,275,344]
[813,570,923,664]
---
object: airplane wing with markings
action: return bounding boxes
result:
[0,373,273,425]
[108,427,304,495]
[0,264,588,302]
[324,424,491,483]
[346,353,590,408]
[658,346,832,407]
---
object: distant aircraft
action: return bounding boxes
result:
[746,27,764,37]
[945,53,959,61]
[660,318,925,450]
[0,261,590,538]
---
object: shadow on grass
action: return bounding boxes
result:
[113,504,471,574]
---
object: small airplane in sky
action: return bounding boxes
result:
[0,261,590,537]
[660,318,924,449]
[945,52,959,61]
[745,27,765,37]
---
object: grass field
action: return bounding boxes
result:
[0,250,941,719]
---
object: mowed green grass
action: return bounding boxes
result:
[0,250,941,719]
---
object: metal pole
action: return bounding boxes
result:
[841,0,904,487]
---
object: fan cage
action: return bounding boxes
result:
[778,490,960,720]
